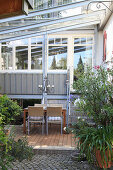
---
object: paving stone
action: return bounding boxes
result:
[8,151,113,170]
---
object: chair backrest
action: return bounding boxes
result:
[28,106,44,117]
[48,104,63,107]
[47,107,62,117]
[34,104,46,108]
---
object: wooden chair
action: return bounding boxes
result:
[28,106,44,135]
[46,106,63,135]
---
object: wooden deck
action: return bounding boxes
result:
[14,124,76,148]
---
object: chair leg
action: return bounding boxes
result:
[42,117,44,135]
[61,118,62,135]
[46,118,48,135]
[28,116,30,135]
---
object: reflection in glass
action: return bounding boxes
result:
[31,46,42,69]
[74,45,92,78]
[62,38,68,44]
[74,38,80,44]
[1,46,13,70]
[87,37,93,44]
[49,38,54,44]
[48,46,67,70]
[16,46,28,69]
[55,38,61,44]
[81,38,86,44]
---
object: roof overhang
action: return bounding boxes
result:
[0,0,111,43]
[0,0,33,19]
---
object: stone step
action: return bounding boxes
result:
[33,146,75,154]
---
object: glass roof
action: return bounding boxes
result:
[0,0,110,42]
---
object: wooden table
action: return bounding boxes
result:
[23,108,66,134]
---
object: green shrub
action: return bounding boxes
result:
[71,67,113,166]
[0,96,33,170]
[73,67,113,126]
[8,137,34,162]
[0,95,22,125]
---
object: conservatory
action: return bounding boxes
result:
[0,0,112,108]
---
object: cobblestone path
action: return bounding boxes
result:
[8,152,99,170]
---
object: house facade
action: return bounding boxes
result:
[0,0,112,108]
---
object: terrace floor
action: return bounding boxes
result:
[14,124,76,148]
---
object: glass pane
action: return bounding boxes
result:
[74,45,92,79]
[55,38,61,44]
[31,37,37,45]
[14,39,28,45]
[87,37,93,44]
[63,0,68,4]
[37,38,43,44]
[1,46,13,70]
[62,38,68,44]
[16,46,28,69]
[31,46,42,69]
[74,38,80,44]
[48,46,67,70]
[49,38,54,44]
[31,37,43,45]
[58,0,62,5]
[81,38,86,44]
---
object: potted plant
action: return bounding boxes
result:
[71,67,113,168]
[72,123,113,168]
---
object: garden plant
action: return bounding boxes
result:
[0,95,34,170]
[71,67,113,168]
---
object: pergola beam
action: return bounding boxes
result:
[0,10,105,35]
[0,0,99,24]
[0,20,100,43]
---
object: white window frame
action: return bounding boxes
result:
[47,34,68,73]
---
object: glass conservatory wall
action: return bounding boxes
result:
[0,34,94,84]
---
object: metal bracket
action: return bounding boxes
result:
[87,1,113,13]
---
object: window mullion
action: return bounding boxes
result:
[28,38,31,70]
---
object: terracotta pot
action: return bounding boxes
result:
[95,149,112,168]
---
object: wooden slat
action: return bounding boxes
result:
[15,125,75,148]
[27,74,33,94]
[4,74,11,94]
[0,74,4,94]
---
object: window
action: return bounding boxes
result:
[31,37,43,70]
[48,37,67,70]
[1,46,13,70]
[31,46,42,69]
[48,46,67,70]
[16,46,28,70]
[74,37,93,79]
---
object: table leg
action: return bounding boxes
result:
[63,110,66,133]
[23,110,26,134]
